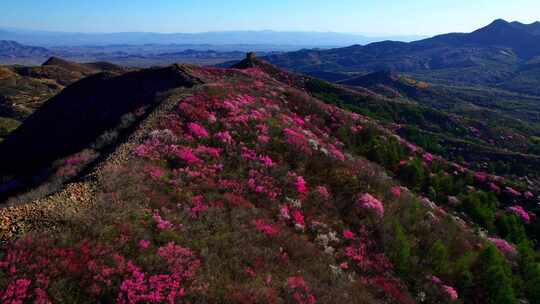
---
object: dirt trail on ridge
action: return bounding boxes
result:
[0,89,192,241]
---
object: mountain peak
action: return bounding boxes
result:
[478,18,515,33]
[42,56,72,67]
[42,56,104,75]
[510,20,540,35]
[490,18,510,25]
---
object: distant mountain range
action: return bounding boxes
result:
[0,28,425,48]
[0,40,254,66]
[0,40,51,58]
[261,19,540,95]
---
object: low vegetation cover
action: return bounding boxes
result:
[1,60,540,304]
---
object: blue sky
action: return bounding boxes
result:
[1,0,539,35]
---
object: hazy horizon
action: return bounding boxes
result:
[1,0,539,36]
[0,27,426,38]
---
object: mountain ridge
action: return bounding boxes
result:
[0,55,539,303]
[0,40,52,58]
[259,19,540,96]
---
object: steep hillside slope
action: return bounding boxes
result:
[0,57,539,303]
[242,30,540,178]
[0,57,128,141]
[0,64,200,200]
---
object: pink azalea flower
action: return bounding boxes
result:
[1,279,31,303]
[489,182,501,194]
[258,135,270,143]
[253,219,280,236]
[328,144,346,161]
[430,276,442,284]
[343,229,355,240]
[316,186,330,200]
[244,267,256,278]
[391,186,401,198]
[280,205,291,219]
[357,193,384,218]
[188,195,210,216]
[507,205,530,222]
[474,171,488,183]
[488,237,517,255]
[287,276,308,290]
[187,122,209,138]
[146,166,164,180]
[153,212,173,231]
[295,176,307,195]
[442,285,458,301]
[259,155,274,167]
[504,186,521,197]
[423,153,434,162]
[138,240,151,249]
[175,147,200,165]
[214,131,233,144]
[291,210,305,228]
[339,262,349,269]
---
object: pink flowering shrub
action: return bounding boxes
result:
[295,176,308,195]
[430,276,458,301]
[0,238,166,303]
[286,276,316,304]
[489,182,501,194]
[507,205,530,222]
[357,193,385,218]
[138,240,151,249]
[117,243,200,304]
[0,278,32,304]
[504,186,521,197]
[442,285,458,301]
[488,237,517,255]
[214,131,233,144]
[343,226,393,274]
[391,186,401,198]
[175,147,201,165]
[316,186,330,200]
[153,212,173,230]
[283,128,312,155]
[187,122,210,138]
[474,171,488,183]
[343,229,355,240]
[291,210,306,229]
[55,149,98,178]
[253,219,280,237]
[423,153,434,162]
